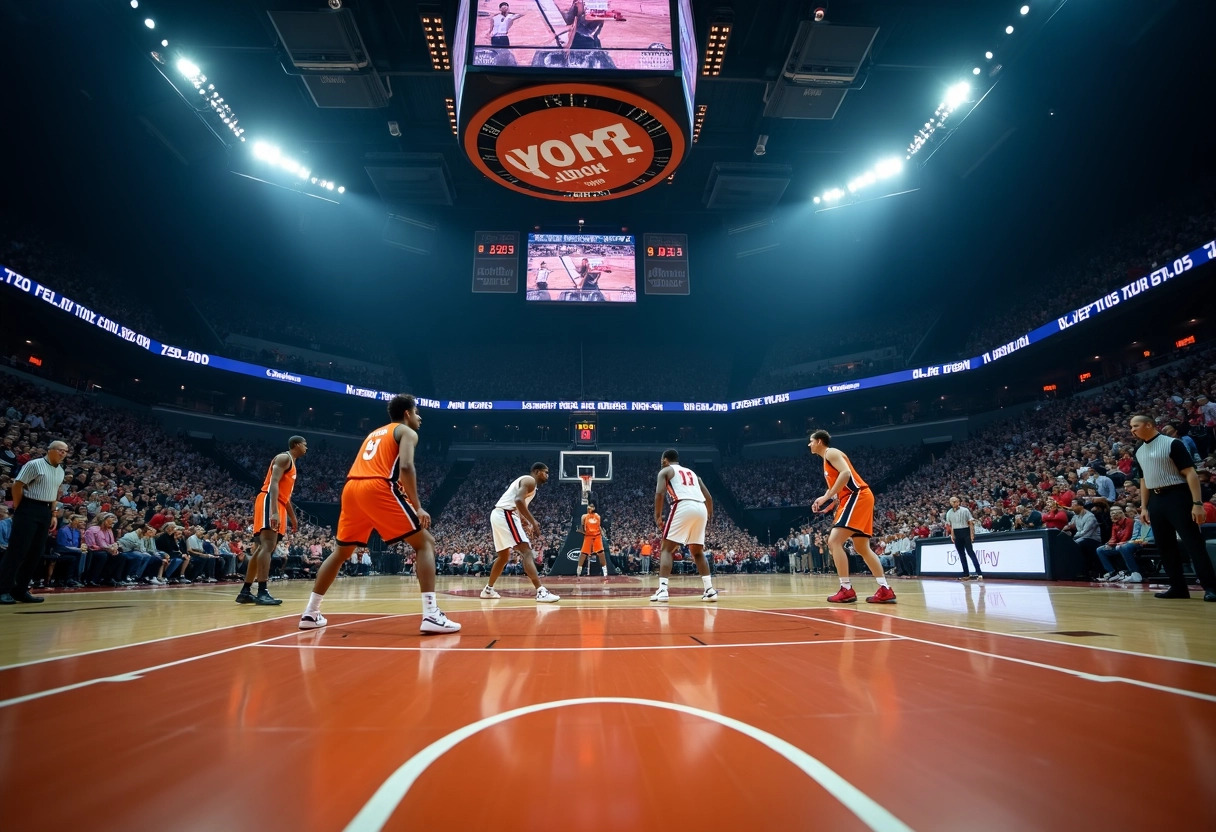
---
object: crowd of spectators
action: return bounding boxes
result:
[720,445,919,508]
[960,189,1216,358]
[0,374,334,589]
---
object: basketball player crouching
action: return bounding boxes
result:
[651,449,718,603]
[481,463,560,603]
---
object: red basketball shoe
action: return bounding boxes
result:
[827,585,857,603]
[866,585,897,604]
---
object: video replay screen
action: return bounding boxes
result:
[525,232,637,303]
[472,0,675,71]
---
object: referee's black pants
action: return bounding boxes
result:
[953,528,983,576]
[1149,486,1216,591]
[0,500,53,593]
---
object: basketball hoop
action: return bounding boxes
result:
[579,474,593,505]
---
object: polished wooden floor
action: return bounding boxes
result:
[1,574,1214,831]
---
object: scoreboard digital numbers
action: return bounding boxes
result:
[472,231,520,294]
[642,233,690,295]
[572,413,598,449]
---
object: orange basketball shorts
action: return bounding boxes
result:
[336,479,421,547]
[833,487,874,538]
[252,492,287,536]
[581,535,604,554]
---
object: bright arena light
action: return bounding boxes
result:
[945,81,971,108]
[130,0,139,8]
[874,157,903,178]
[337,186,345,194]
[176,58,201,78]
[985,50,994,59]
[812,196,821,204]
[973,66,981,75]
[1006,25,1014,34]
[1020,5,1030,14]
[144,18,155,29]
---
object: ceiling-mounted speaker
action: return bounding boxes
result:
[267,9,390,108]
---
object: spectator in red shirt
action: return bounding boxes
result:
[1041,499,1069,531]
[1104,507,1134,547]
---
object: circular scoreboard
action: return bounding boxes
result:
[453,0,696,203]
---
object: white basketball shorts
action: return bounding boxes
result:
[662,500,707,546]
[491,508,530,552]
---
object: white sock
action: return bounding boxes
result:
[840,578,851,588]
[701,575,713,589]
[484,583,494,591]
[422,592,438,615]
[659,577,669,591]
[577,568,583,576]
[305,592,324,615]
[602,567,608,576]
[875,576,889,588]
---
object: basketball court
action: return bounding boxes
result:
[2,574,1213,831]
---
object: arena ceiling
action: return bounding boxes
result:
[2,0,1213,327]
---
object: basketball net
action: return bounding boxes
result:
[580,475,593,505]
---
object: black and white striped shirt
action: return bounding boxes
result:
[1133,434,1191,489]
[15,456,66,503]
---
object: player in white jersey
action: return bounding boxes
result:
[482,462,560,603]
[652,449,717,603]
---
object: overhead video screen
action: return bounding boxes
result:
[525,232,637,303]
[472,0,675,71]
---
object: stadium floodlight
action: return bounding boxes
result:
[1020,5,1030,14]
[337,186,345,194]
[945,81,971,108]
[985,50,993,59]
[972,66,981,75]
[813,196,821,204]
[176,58,201,79]
[130,0,138,7]
[161,39,168,47]
[325,182,334,191]
[144,18,155,29]
[1006,25,1014,34]
[874,157,902,178]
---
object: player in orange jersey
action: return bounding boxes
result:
[576,501,610,577]
[298,395,459,634]
[240,435,307,606]
[809,429,896,604]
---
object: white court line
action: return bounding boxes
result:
[0,614,405,709]
[260,636,901,653]
[342,697,914,832]
[747,609,1216,705]
[844,607,1216,669]
[0,613,298,671]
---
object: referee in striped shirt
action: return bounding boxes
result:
[1130,415,1216,601]
[0,441,69,604]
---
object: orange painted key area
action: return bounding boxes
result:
[1,575,1214,831]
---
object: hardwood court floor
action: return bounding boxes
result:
[1,574,1213,831]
